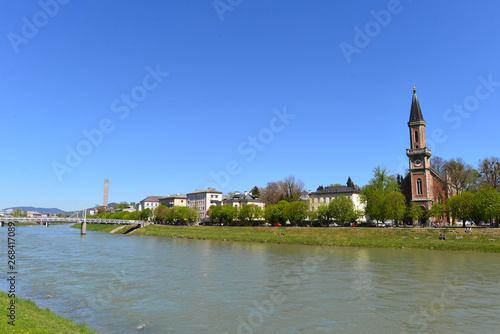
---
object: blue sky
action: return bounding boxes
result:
[2,0,499,211]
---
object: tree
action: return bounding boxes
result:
[430,156,446,175]
[328,196,355,223]
[447,191,475,228]
[317,185,325,191]
[221,205,238,225]
[365,191,389,223]
[153,204,169,223]
[346,177,355,189]
[264,201,290,224]
[279,176,306,202]
[140,208,152,221]
[12,209,22,217]
[361,166,400,205]
[285,201,309,225]
[478,157,500,190]
[474,186,500,225]
[443,158,474,194]
[250,186,260,197]
[316,203,331,223]
[264,205,278,224]
[207,205,224,224]
[362,166,400,222]
[238,204,262,223]
[384,192,406,226]
[430,203,447,224]
[406,202,424,225]
[260,182,283,206]
[97,206,106,214]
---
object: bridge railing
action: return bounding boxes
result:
[0,217,143,225]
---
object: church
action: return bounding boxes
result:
[400,86,448,223]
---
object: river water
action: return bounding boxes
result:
[1,225,499,333]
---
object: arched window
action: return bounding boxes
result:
[417,179,423,195]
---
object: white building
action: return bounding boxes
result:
[136,196,163,211]
[187,188,222,219]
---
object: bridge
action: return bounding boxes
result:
[0,217,142,225]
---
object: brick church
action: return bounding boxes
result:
[401,86,448,223]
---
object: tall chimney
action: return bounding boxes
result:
[103,179,109,207]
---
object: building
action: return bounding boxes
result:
[222,191,265,209]
[159,194,187,209]
[401,86,448,222]
[308,186,366,221]
[136,196,163,211]
[186,188,222,219]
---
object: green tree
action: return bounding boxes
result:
[140,208,152,221]
[430,203,447,224]
[12,209,22,217]
[285,201,309,225]
[316,203,331,223]
[474,186,500,225]
[406,202,424,225]
[447,191,475,228]
[154,204,169,223]
[385,192,406,226]
[250,186,261,197]
[275,200,290,224]
[207,205,224,224]
[238,204,262,223]
[328,196,355,223]
[221,205,238,225]
[264,204,278,224]
[365,191,389,223]
[346,177,355,188]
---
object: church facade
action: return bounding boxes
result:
[401,87,448,223]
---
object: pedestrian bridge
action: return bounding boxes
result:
[0,217,142,225]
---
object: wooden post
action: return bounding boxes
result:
[81,220,86,235]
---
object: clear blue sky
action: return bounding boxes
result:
[2,0,499,211]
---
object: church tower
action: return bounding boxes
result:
[405,86,434,210]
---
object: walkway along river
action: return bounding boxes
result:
[1,225,499,333]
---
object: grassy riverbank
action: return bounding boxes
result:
[0,291,97,333]
[72,224,500,252]
[71,223,128,233]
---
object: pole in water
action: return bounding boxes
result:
[81,220,86,235]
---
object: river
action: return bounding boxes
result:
[1,225,499,333]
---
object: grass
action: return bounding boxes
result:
[70,223,127,233]
[71,224,500,252]
[0,291,97,334]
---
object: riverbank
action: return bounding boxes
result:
[71,223,500,252]
[0,291,97,333]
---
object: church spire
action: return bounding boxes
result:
[409,85,424,122]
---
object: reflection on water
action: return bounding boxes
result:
[1,225,499,333]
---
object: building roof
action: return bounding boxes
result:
[310,186,360,195]
[140,196,163,203]
[223,191,263,202]
[187,188,222,195]
[409,86,424,122]
[159,194,187,200]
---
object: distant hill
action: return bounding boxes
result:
[4,207,65,214]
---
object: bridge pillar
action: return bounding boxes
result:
[81,220,86,235]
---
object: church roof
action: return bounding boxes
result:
[409,86,424,122]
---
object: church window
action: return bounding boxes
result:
[417,179,423,195]
[414,130,419,143]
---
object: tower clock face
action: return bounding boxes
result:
[414,159,422,166]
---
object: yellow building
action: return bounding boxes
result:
[308,186,366,221]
